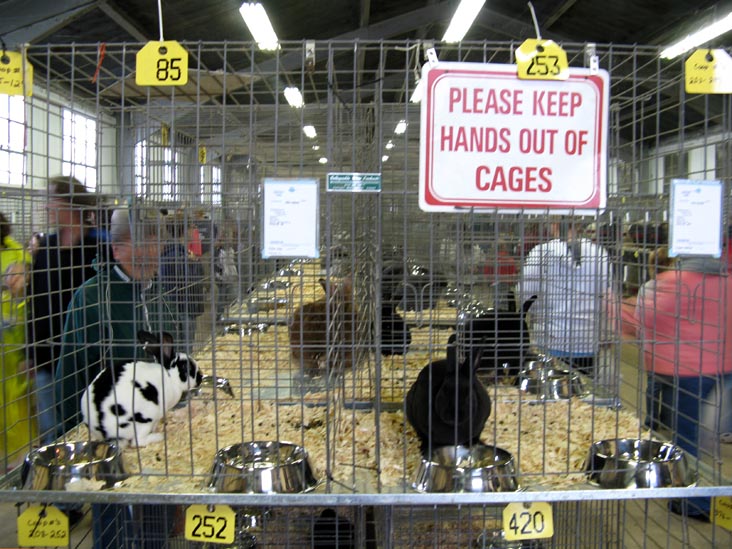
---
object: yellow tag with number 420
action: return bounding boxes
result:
[17,504,69,547]
[136,40,188,86]
[516,39,569,81]
[502,501,554,541]
[184,504,235,545]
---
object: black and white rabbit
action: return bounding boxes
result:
[379,302,412,356]
[81,330,203,448]
[405,337,491,456]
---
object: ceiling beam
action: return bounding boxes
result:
[355,0,371,99]
[543,0,579,30]
[472,7,565,42]
[97,0,148,42]
[0,0,97,48]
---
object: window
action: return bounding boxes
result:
[134,139,147,196]
[62,109,97,190]
[201,165,222,205]
[162,148,178,201]
[0,95,25,186]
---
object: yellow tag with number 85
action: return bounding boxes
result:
[516,39,569,81]
[184,504,235,545]
[502,501,554,541]
[136,40,188,86]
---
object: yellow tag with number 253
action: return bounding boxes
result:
[516,39,569,81]
[502,501,554,541]
[136,40,188,86]
[184,504,235,545]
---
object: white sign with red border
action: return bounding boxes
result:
[419,62,609,212]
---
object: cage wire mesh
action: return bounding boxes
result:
[0,39,731,548]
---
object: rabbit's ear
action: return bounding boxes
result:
[138,331,176,365]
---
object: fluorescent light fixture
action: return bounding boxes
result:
[303,125,317,139]
[239,2,280,51]
[410,78,425,103]
[283,86,304,108]
[394,120,407,135]
[318,157,328,164]
[312,144,320,151]
[385,140,394,150]
[660,11,732,59]
[442,0,486,43]
[382,155,389,162]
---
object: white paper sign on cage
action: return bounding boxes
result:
[418,62,609,214]
[669,178,723,258]
[262,178,320,259]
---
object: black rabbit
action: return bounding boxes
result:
[312,508,355,549]
[379,302,412,356]
[405,337,491,456]
[461,293,537,383]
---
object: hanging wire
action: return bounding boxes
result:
[157,0,165,41]
[527,2,542,40]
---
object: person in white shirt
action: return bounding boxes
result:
[517,217,611,376]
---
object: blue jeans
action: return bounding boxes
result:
[656,373,719,516]
[645,373,674,431]
[34,369,58,445]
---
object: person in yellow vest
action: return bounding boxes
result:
[0,212,34,472]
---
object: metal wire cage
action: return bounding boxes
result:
[0,39,731,548]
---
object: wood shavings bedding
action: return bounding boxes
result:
[64,392,644,494]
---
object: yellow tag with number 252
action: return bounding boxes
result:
[136,40,188,86]
[184,504,235,545]
[502,501,554,541]
[516,39,569,81]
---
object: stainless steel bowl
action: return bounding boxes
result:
[175,375,235,409]
[413,444,519,493]
[224,323,270,336]
[518,364,585,400]
[21,441,128,491]
[584,438,697,489]
[207,441,318,493]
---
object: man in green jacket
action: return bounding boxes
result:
[55,205,178,548]
[55,206,177,434]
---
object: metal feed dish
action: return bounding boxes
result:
[518,364,586,400]
[223,323,270,336]
[21,441,128,491]
[207,441,318,493]
[413,444,519,493]
[584,438,697,489]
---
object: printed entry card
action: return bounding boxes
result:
[669,178,723,258]
[262,178,320,259]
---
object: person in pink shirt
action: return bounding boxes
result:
[632,254,732,520]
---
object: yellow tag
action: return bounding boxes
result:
[184,504,236,545]
[713,496,732,531]
[516,39,569,80]
[17,504,69,547]
[685,49,732,94]
[135,40,189,86]
[0,51,33,96]
[502,501,554,541]
[199,145,207,164]
[161,124,170,147]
